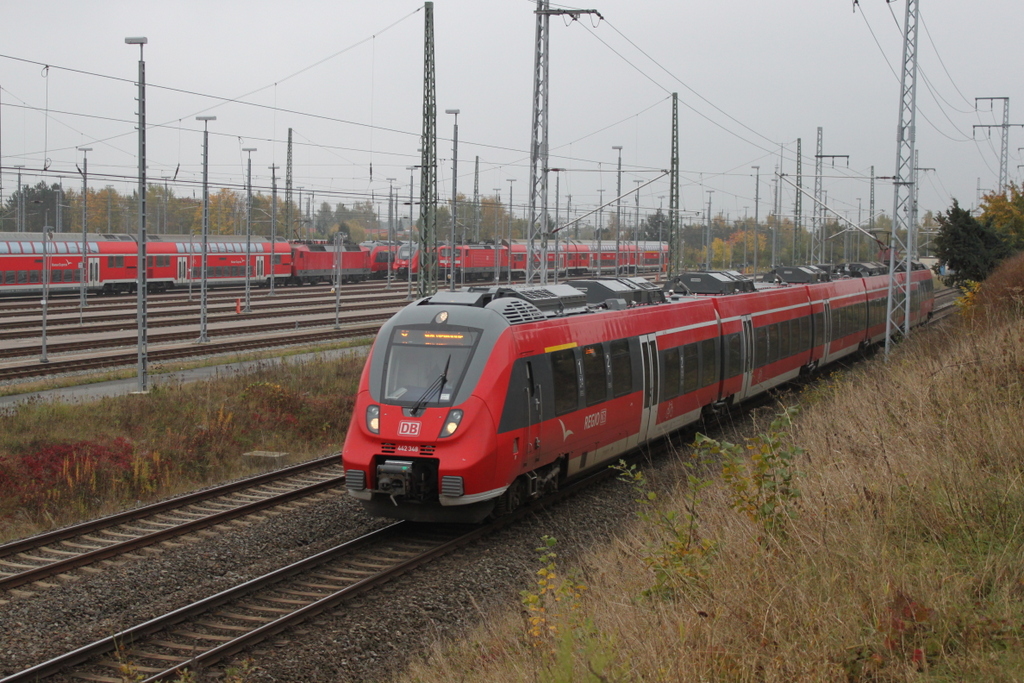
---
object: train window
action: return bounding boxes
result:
[55,242,68,254]
[682,343,699,394]
[800,317,811,351]
[700,338,718,388]
[192,267,201,278]
[89,243,99,253]
[5,271,13,284]
[50,270,60,283]
[273,255,282,265]
[812,312,824,347]
[71,270,80,282]
[767,324,780,364]
[18,271,27,283]
[582,344,607,406]
[723,333,740,376]
[781,320,793,358]
[551,349,579,415]
[0,243,7,254]
[29,271,40,284]
[660,347,680,402]
[31,242,43,254]
[754,327,768,367]
[610,339,632,398]
[8,242,20,254]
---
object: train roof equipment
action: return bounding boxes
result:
[572,277,667,307]
[663,271,755,295]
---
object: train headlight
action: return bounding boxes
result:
[366,404,380,434]
[439,409,463,438]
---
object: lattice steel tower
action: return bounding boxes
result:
[418,1,438,297]
[526,0,602,284]
[669,92,680,276]
[884,0,920,357]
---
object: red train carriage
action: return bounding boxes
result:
[288,242,370,285]
[146,235,291,290]
[342,266,934,524]
[361,241,401,279]
[0,231,138,295]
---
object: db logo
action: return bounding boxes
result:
[398,421,421,436]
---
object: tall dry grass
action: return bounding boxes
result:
[402,259,1024,682]
[0,353,364,542]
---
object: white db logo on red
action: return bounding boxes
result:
[398,421,421,436]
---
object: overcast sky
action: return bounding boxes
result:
[2,0,1021,230]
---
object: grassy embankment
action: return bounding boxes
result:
[403,258,1024,682]
[0,352,366,544]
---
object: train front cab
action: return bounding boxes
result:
[342,296,513,523]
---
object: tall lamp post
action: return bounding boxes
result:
[77,147,92,309]
[751,165,760,274]
[41,227,52,363]
[242,147,256,312]
[493,187,503,283]
[196,115,216,343]
[445,109,460,290]
[506,178,516,284]
[386,177,397,289]
[407,166,416,299]
[125,36,149,392]
[269,165,279,295]
[613,145,623,275]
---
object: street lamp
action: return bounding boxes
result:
[506,178,516,283]
[125,35,149,392]
[196,115,216,343]
[751,165,760,274]
[386,177,397,289]
[493,187,503,283]
[613,146,623,275]
[445,109,460,291]
[242,147,256,313]
[41,227,53,363]
[77,147,92,309]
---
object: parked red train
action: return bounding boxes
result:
[341,265,934,522]
[0,232,371,296]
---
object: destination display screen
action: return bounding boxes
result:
[392,328,478,347]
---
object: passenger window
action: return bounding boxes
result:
[755,327,768,367]
[726,333,742,377]
[700,338,718,388]
[682,343,699,393]
[551,349,579,415]
[768,324,780,363]
[661,347,680,401]
[610,339,632,398]
[582,344,607,406]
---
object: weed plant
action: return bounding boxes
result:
[0,353,364,542]
[402,259,1024,681]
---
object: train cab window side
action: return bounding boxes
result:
[724,333,742,377]
[551,349,579,416]
[582,344,608,406]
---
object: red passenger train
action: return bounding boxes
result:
[341,265,934,522]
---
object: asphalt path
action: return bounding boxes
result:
[0,346,369,413]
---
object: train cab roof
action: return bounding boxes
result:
[664,271,756,295]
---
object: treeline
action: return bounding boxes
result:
[0,181,382,243]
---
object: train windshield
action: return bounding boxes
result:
[397,245,415,260]
[383,326,481,406]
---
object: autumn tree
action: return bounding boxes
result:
[933,199,1013,288]
[979,183,1024,250]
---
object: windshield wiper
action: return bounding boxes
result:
[410,354,451,416]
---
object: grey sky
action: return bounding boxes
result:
[2,1,1020,231]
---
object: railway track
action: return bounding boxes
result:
[0,293,411,343]
[0,321,383,382]
[0,465,615,683]
[0,455,346,594]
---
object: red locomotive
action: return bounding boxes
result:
[341,265,934,523]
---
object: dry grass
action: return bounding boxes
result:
[402,259,1024,682]
[0,352,366,543]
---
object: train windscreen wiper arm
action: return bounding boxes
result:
[410,354,451,416]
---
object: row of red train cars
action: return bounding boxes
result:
[0,233,669,297]
[0,232,379,297]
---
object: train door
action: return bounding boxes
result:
[87,257,101,288]
[637,334,659,444]
[821,301,833,363]
[256,254,265,281]
[524,360,542,467]
[177,257,188,285]
[738,316,755,400]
